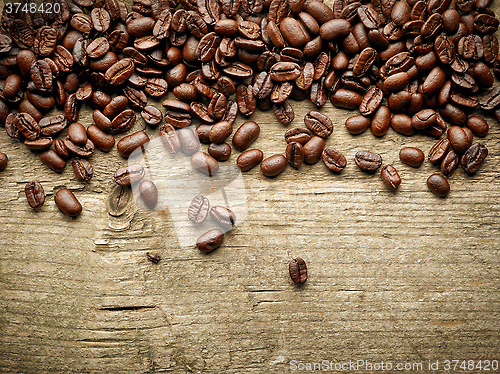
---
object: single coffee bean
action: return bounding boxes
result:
[427,174,450,197]
[344,115,370,135]
[371,105,392,137]
[196,229,224,253]
[428,139,451,164]
[209,121,232,144]
[209,206,236,230]
[289,257,307,284]
[139,180,158,209]
[411,109,437,130]
[440,150,459,176]
[447,126,471,153]
[25,181,45,208]
[354,151,382,172]
[261,154,287,177]
[330,89,362,110]
[111,110,136,134]
[141,105,163,126]
[114,164,145,186]
[322,147,347,173]
[54,188,82,217]
[40,149,66,173]
[24,138,53,152]
[105,58,135,85]
[466,116,489,137]
[72,158,93,182]
[273,101,295,125]
[391,114,414,136]
[117,131,150,158]
[461,143,488,174]
[304,111,333,138]
[68,122,87,146]
[0,152,7,171]
[399,147,424,167]
[14,112,40,141]
[320,19,350,41]
[359,87,383,116]
[232,121,260,151]
[188,195,210,224]
[159,124,181,154]
[87,125,115,152]
[103,96,129,119]
[63,137,95,158]
[191,151,219,176]
[303,136,325,164]
[286,142,304,169]
[237,149,264,171]
[381,165,401,190]
[285,127,312,144]
[208,143,232,161]
[146,252,161,263]
[54,139,70,160]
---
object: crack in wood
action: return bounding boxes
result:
[97,305,156,312]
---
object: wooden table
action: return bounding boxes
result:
[1,3,499,373]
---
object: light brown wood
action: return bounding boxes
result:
[1,2,499,373]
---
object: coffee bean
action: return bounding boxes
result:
[391,114,414,136]
[159,124,181,154]
[330,89,362,110]
[146,252,161,263]
[322,147,347,173]
[381,165,401,190]
[237,149,264,171]
[289,257,307,284]
[196,229,224,253]
[188,195,210,223]
[114,164,145,186]
[359,87,383,116]
[354,151,382,172]
[178,127,200,155]
[117,131,150,158]
[285,142,304,169]
[447,126,471,153]
[191,151,219,176]
[427,174,450,197]
[399,147,424,167]
[429,139,451,164]
[40,149,66,173]
[345,115,371,135]
[68,122,87,146]
[370,105,392,137]
[208,143,232,161]
[139,180,158,209]
[320,19,350,41]
[236,84,257,116]
[466,116,489,137]
[54,188,82,217]
[304,111,333,138]
[232,121,260,152]
[87,125,115,152]
[209,205,236,230]
[72,158,93,182]
[25,181,45,208]
[440,150,459,176]
[261,154,287,177]
[209,121,232,144]
[461,143,488,174]
[14,112,40,141]
[54,140,70,160]
[303,136,325,164]
[411,109,437,130]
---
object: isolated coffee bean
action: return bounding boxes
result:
[114,164,145,186]
[427,174,450,197]
[117,131,150,158]
[303,136,325,164]
[286,142,304,169]
[197,229,224,253]
[322,147,347,173]
[72,158,93,182]
[54,188,82,217]
[381,165,401,190]
[289,257,307,284]
[40,149,66,173]
[237,149,264,171]
[25,181,45,208]
[461,143,488,174]
[399,147,424,167]
[191,151,219,176]
[466,116,489,137]
[160,124,181,154]
[139,180,158,209]
[232,121,260,151]
[304,111,333,138]
[273,101,295,125]
[261,154,287,177]
[210,206,236,230]
[354,151,382,172]
[208,143,232,161]
[188,195,210,224]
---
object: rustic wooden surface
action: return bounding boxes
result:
[1,2,500,373]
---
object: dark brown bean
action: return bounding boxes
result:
[139,180,158,209]
[303,136,325,164]
[25,181,45,208]
[427,174,450,197]
[237,149,264,171]
[399,147,424,167]
[466,116,489,137]
[54,188,82,217]
[208,143,232,161]
[322,147,347,173]
[209,206,236,230]
[114,164,145,186]
[40,150,66,173]
[461,143,488,174]
[441,150,459,176]
[286,142,304,169]
[289,257,307,284]
[304,111,333,138]
[381,165,401,190]
[261,154,287,177]
[117,131,150,158]
[354,151,382,172]
[72,158,93,182]
[232,121,260,151]
[429,139,451,164]
[371,106,392,137]
[209,121,232,144]
[345,115,371,135]
[447,126,471,153]
[87,125,115,152]
[197,229,224,253]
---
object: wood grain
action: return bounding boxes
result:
[1,1,499,372]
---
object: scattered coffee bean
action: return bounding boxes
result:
[286,142,304,169]
[72,158,93,182]
[232,121,260,151]
[237,149,264,171]
[54,188,82,217]
[289,258,307,284]
[427,174,450,197]
[139,180,158,209]
[399,147,424,168]
[25,181,45,208]
[354,151,382,173]
[114,164,145,186]
[209,206,236,230]
[461,143,488,174]
[197,229,224,253]
[381,165,401,190]
[322,148,347,173]
[191,151,219,176]
[261,154,287,177]
[188,195,210,224]
[146,252,161,263]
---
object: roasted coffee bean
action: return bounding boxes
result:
[354,151,382,172]
[104,96,129,119]
[303,136,325,164]
[111,109,136,134]
[320,19,350,41]
[440,150,459,176]
[14,113,40,141]
[383,72,410,92]
[411,109,437,130]
[330,89,362,110]
[40,149,66,173]
[209,121,232,144]
[461,143,488,174]
[286,142,304,169]
[38,115,68,137]
[261,154,287,177]
[427,174,450,197]
[371,106,392,137]
[178,127,200,155]
[304,111,333,138]
[345,115,371,135]
[289,257,307,284]
[322,147,347,173]
[30,60,53,91]
[117,131,150,157]
[209,206,236,230]
[87,125,115,152]
[105,58,135,85]
[54,139,70,160]
[114,164,145,186]
[479,86,500,110]
[63,137,95,158]
[422,66,446,95]
[381,165,401,190]
[64,93,79,123]
[466,116,489,137]
[208,143,232,161]
[68,122,87,146]
[54,188,82,217]
[284,127,311,145]
[188,195,210,224]
[72,158,93,182]
[25,181,45,208]
[196,124,212,144]
[139,180,158,209]
[236,84,257,116]
[399,147,424,167]
[391,114,414,136]
[191,151,219,176]
[447,126,471,153]
[235,149,264,172]
[141,105,163,126]
[196,229,224,253]
[23,137,53,151]
[359,87,383,116]
[232,121,260,151]
[159,124,181,153]
[429,139,451,164]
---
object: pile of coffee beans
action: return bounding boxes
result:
[0,0,498,260]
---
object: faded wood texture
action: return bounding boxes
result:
[1,2,500,373]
